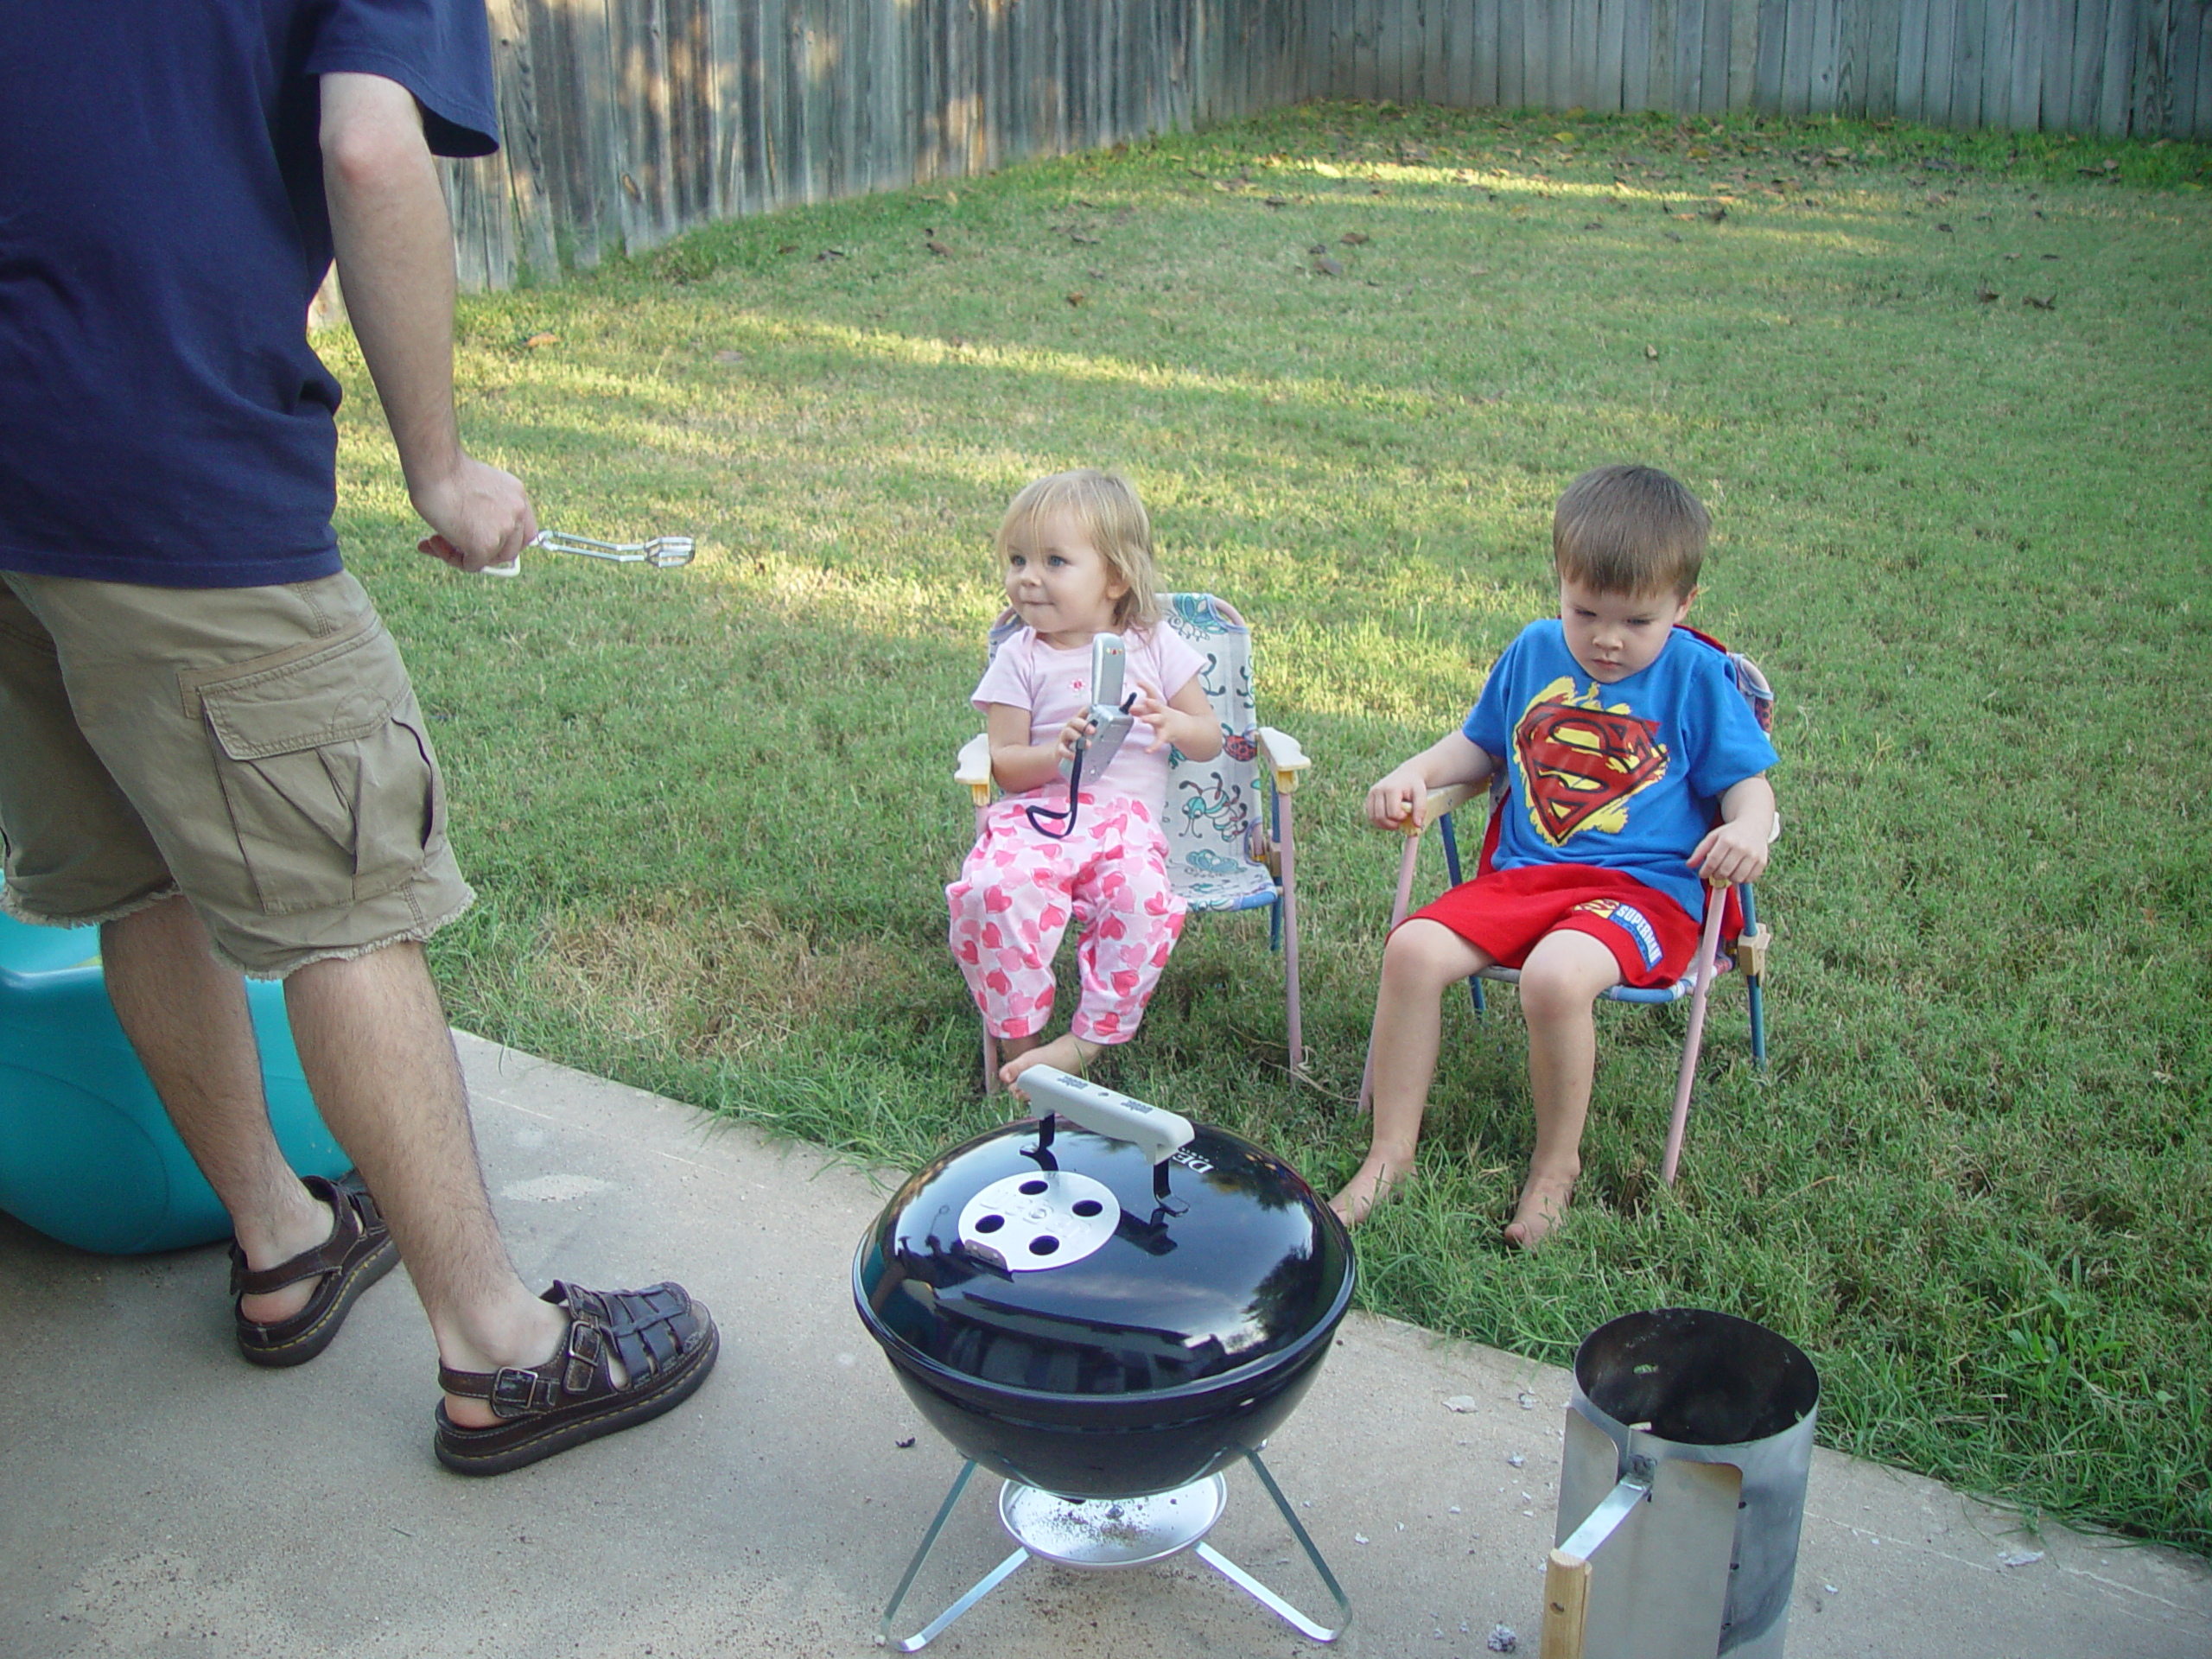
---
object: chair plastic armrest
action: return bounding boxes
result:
[956,734,995,806]
[1735,921,1773,976]
[1255,727,1310,792]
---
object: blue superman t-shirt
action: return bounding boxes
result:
[1463,621,1777,922]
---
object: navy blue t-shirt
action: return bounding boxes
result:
[1464,620,1778,921]
[0,1,499,588]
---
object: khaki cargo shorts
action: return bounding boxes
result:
[0,569,474,977]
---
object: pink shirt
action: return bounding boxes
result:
[972,623,1209,805]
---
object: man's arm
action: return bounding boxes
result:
[320,73,534,573]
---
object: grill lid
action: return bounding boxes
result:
[855,1071,1353,1399]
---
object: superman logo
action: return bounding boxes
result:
[1515,680,1668,843]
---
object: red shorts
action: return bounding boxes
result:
[1408,864,1733,990]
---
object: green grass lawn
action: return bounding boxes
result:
[329,102,2210,1552]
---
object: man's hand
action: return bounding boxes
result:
[412,456,537,574]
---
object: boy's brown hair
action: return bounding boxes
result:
[996,467,1163,630]
[1552,464,1710,599]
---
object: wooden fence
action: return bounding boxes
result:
[445,0,2207,287]
[451,0,1313,286]
[1310,0,2211,130]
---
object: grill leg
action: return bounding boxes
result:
[1189,1450,1351,1643]
[880,1459,1030,1651]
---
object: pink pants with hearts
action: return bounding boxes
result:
[947,793,1187,1045]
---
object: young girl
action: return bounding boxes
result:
[947,469,1223,1089]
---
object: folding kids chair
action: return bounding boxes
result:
[1358,630,1777,1185]
[957,594,1312,1090]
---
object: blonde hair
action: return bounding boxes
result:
[1553,464,1710,599]
[995,468,1162,630]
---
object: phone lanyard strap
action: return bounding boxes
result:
[1024,748,1084,841]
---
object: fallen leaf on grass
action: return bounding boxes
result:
[1699,204,1727,222]
[1340,230,1370,245]
[1663,230,1682,242]
[1974,286,2001,303]
[1936,222,1955,232]
[1644,344,1660,359]
[524,332,559,348]
[711,349,744,364]
[2022,294,2056,309]
[1582,220,1603,230]
[1313,254,1345,277]
[777,244,799,255]
[925,238,952,257]
[1264,195,1290,208]
[1065,292,1086,306]
[815,247,848,262]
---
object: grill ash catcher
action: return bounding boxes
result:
[1542,1309,1820,1659]
[853,1067,1356,1650]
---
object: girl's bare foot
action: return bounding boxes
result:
[1001,1033,1098,1091]
[1330,1154,1411,1227]
[1503,1169,1577,1249]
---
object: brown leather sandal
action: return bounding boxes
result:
[433,1281,720,1476]
[229,1172,398,1368]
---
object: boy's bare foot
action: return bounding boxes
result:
[1503,1170,1577,1249]
[1001,1033,1098,1091]
[1330,1154,1410,1227]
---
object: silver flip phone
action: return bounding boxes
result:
[1063,633,1135,778]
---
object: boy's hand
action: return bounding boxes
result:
[1689,816,1770,887]
[1366,767,1429,832]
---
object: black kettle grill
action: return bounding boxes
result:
[853,1067,1356,1649]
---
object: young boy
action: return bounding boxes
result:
[1332,465,1777,1248]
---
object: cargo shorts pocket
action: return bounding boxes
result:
[189,618,448,917]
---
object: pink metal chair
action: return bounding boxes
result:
[956,594,1312,1090]
[1357,633,1777,1184]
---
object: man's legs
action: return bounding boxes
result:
[101,895,332,1324]
[1331,918,1492,1225]
[101,896,564,1423]
[1508,930,1622,1249]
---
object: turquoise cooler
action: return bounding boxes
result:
[0,901,349,1253]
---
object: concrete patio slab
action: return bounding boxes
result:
[2,1033,2205,1658]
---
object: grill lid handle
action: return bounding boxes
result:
[1015,1068,1194,1167]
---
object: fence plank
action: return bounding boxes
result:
[1694,0,1727,105]
[2170,0,2203,135]
[1863,0,1903,112]
[1838,0,1872,107]
[1727,0,1758,103]
[1572,0,1604,101]
[2133,0,2172,130]
[1953,0,1986,125]
[1755,0,1789,106]
[1895,0,1932,114]
[1812,0,1843,109]
[2198,0,2212,133]
[1621,0,1654,103]
[1983,0,2017,124]
[1782,0,1816,110]
[1594,0,1627,103]
[1549,0,1579,104]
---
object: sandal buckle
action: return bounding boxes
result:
[488,1365,558,1418]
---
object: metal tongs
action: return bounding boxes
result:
[484,529,697,577]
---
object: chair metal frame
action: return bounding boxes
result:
[956,594,1311,1090]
